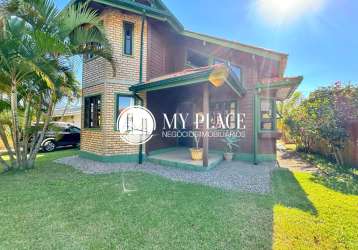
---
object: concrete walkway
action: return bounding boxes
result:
[55,156,277,193]
[277,143,317,173]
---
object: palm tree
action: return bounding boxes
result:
[0,0,113,171]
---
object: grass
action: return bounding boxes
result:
[280,141,358,195]
[299,153,358,195]
[0,150,357,249]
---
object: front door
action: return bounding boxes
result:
[176,102,195,147]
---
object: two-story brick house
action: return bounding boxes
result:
[78,0,303,168]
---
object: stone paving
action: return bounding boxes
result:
[277,143,318,173]
[56,156,277,193]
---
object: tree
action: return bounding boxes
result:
[277,91,303,143]
[312,83,358,165]
[0,0,113,171]
[285,83,358,166]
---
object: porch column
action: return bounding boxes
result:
[203,83,209,167]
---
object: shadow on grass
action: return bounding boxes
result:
[272,169,317,215]
[300,153,358,195]
[0,148,79,175]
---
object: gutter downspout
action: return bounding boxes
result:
[252,55,262,165]
[137,11,146,164]
[135,93,144,164]
[139,12,146,83]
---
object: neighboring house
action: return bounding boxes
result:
[52,106,81,128]
[78,0,303,166]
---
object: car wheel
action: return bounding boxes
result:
[43,141,56,152]
[74,142,80,148]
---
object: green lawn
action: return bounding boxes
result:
[0,150,357,249]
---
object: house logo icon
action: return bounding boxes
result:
[117,106,156,145]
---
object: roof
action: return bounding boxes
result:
[53,106,81,117]
[70,0,184,32]
[129,64,246,96]
[71,0,288,62]
[256,76,303,101]
[182,31,287,61]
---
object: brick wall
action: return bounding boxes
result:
[81,9,148,156]
[81,84,105,155]
[102,84,146,156]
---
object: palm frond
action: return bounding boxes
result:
[31,29,69,56]
[58,2,104,38]
[0,99,10,112]
[4,0,59,32]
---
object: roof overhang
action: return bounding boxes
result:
[69,0,184,32]
[53,107,81,117]
[182,30,287,62]
[256,76,303,101]
[129,65,246,96]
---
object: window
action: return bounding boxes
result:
[186,49,209,67]
[213,58,226,65]
[214,58,242,82]
[116,95,135,121]
[84,95,101,128]
[230,64,241,81]
[123,22,134,55]
[69,126,81,133]
[210,101,237,129]
[260,99,275,131]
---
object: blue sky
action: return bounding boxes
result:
[56,0,357,96]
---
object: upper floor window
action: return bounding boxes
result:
[84,95,101,128]
[124,22,134,55]
[260,99,275,131]
[186,49,209,68]
[214,58,242,82]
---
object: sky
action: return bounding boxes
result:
[55,0,358,96]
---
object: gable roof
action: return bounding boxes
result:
[71,0,287,63]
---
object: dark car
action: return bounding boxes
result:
[41,122,81,152]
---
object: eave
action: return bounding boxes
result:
[129,65,246,97]
[182,30,288,62]
[70,0,184,32]
[256,76,303,101]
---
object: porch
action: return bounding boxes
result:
[130,64,246,169]
[147,148,223,171]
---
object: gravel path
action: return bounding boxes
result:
[55,156,276,193]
